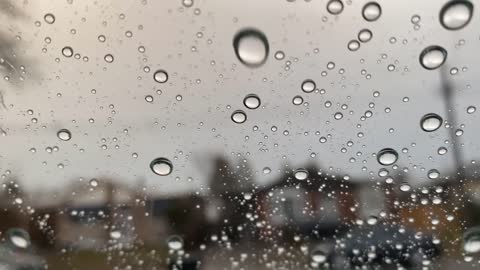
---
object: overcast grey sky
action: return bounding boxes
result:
[0,0,479,197]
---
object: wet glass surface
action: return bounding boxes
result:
[0,0,480,269]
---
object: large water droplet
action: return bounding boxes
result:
[440,0,474,30]
[233,29,269,68]
[7,229,30,249]
[327,0,344,15]
[150,158,173,176]
[57,129,72,141]
[377,148,398,166]
[420,113,443,132]
[243,94,261,109]
[464,227,480,254]
[362,2,382,22]
[231,110,247,124]
[301,79,316,93]
[419,46,447,70]
[153,70,168,83]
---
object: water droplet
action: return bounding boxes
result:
[145,95,154,103]
[347,40,360,51]
[292,95,304,105]
[367,215,378,225]
[362,2,382,22]
[153,70,168,83]
[104,54,114,63]
[294,168,308,180]
[428,169,440,179]
[358,29,373,43]
[377,148,398,166]
[399,183,411,192]
[57,129,72,141]
[231,110,247,124]
[110,230,122,239]
[467,106,476,114]
[263,167,271,174]
[233,28,269,68]
[274,50,285,60]
[326,0,344,15]
[7,229,30,249]
[62,46,73,57]
[420,113,443,132]
[464,227,480,254]
[150,158,173,176]
[438,147,448,155]
[440,0,474,30]
[311,250,327,264]
[301,79,316,93]
[243,94,261,109]
[167,235,184,250]
[182,0,194,8]
[89,178,99,187]
[419,46,447,70]
[411,14,421,24]
[334,112,343,120]
[44,13,55,24]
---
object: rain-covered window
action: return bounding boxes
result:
[0,0,479,269]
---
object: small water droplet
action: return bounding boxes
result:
[89,178,99,187]
[167,235,184,250]
[301,79,316,93]
[311,250,327,264]
[358,29,373,43]
[263,167,271,174]
[362,2,382,22]
[154,70,168,83]
[274,51,285,60]
[57,129,72,141]
[326,0,344,15]
[7,229,30,249]
[399,183,411,192]
[62,46,73,57]
[110,230,122,239]
[294,168,308,180]
[243,94,261,109]
[464,227,480,254]
[292,95,304,105]
[231,110,247,124]
[377,148,398,166]
[44,13,55,24]
[150,158,173,176]
[438,147,448,155]
[419,46,447,70]
[145,95,154,103]
[347,40,360,51]
[440,0,474,30]
[420,113,443,132]
[233,28,269,68]
[182,0,194,8]
[104,54,114,63]
[428,169,440,179]
[467,106,476,114]
[367,215,378,225]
